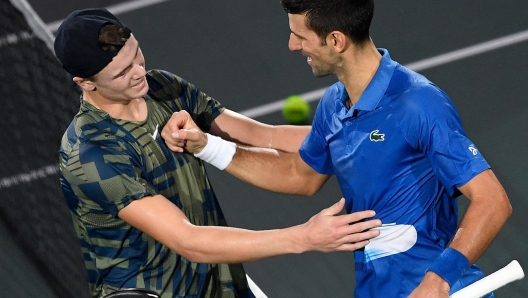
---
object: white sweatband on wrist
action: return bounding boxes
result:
[194,133,236,170]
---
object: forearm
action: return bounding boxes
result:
[120,195,381,264]
[179,224,304,263]
[422,194,510,293]
[425,170,511,290]
[225,146,324,195]
[449,188,511,263]
[176,199,380,263]
[120,195,302,263]
[216,123,309,153]
[187,216,381,263]
[210,109,310,152]
[266,125,311,153]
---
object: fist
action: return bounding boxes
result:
[161,111,207,153]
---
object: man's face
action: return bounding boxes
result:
[91,34,148,101]
[287,13,336,77]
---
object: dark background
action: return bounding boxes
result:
[3,0,527,297]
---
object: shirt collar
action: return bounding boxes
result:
[79,95,112,120]
[339,48,398,119]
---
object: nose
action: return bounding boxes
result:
[132,63,146,78]
[288,33,301,51]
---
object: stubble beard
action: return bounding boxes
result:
[311,65,332,78]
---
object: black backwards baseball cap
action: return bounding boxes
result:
[54,8,132,78]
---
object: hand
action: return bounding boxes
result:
[298,198,382,252]
[161,111,207,153]
[408,272,450,298]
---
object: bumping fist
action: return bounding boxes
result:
[160,111,208,153]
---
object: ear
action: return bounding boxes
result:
[327,31,348,53]
[73,76,97,91]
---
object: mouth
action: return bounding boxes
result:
[301,51,313,63]
[132,77,145,89]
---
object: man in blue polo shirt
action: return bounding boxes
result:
[166,0,512,297]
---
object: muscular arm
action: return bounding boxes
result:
[210,109,310,153]
[449,169,511,260]
[163,110,327,195]
[225,146,329,195]
[118,195,381,264]
[410,169,512,296]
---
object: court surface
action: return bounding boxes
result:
[27,1,528,297]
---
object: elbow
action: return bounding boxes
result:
[293,172,327,196]
[286,176,311,196]
[495,190,512,224]
[170,242,213,264]
[297,185,319,196]
[164,226,213,263]
[179,250,209,263]
[505,197,513,219]
[501,201,512,230]
[500,186,512,218]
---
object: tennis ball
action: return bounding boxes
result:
[282,95,310,125]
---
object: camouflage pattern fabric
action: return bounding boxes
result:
[59,70,253,298]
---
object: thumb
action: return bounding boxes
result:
[170,127,182,139]
[324,197,345,216]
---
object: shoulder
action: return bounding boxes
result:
[318,82,345,111]
[59,121,134,184]
[70,110,137,154]
[147,69,179,84]
[61,108,107,150]
[147,69,182,91]
[389,66,457,118]
[60,120,79,157]
[146,69,201,100]
[321,81,346,102]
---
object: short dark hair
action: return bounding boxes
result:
[280,0,374,44]
[87,23,129,81]
[98,23,129,57]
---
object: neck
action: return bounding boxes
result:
[336,41,382,106]
[83,91,147,121]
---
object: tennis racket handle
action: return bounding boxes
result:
[450,260,524,298]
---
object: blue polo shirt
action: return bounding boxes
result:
[299,49,491,297]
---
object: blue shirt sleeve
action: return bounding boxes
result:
[398,85,490,195]
[299,91,335,175]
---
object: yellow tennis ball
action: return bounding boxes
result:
[282,95,310,125]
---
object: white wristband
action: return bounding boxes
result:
[194,133,236,170]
